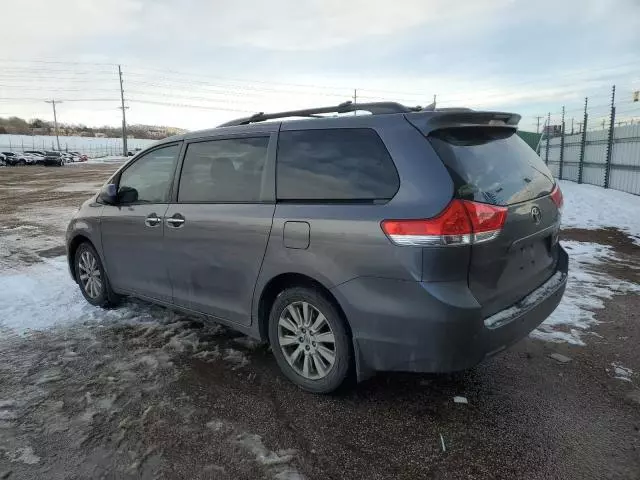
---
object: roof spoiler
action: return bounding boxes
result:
[405,110,521,136]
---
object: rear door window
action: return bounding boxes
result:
[276,128,399,201]
[178,137,269,203]
[429,127,554,206]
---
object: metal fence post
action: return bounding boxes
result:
[604,85,616,189]
[577,97,588,184]
[544,112,551,165]
[558,106,565,180]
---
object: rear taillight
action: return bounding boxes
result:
[550,184,563,212]
[381,200,507,246]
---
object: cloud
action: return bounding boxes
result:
[4,0,143,56]
[4,0,512,56]
[166,0,512,51]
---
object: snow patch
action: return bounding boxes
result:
[232,336,262,350]
[234,433,304,479]
[0,258,237,370]
[610,363,633,382]
[193,347,221,363]
[7,446,40,465]
[0,257,118,334]
[559,180,640,244]
[531,241,640,345]
[223,348,249,370]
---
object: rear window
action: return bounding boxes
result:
[429,127,554,206]
[277,128,399,201]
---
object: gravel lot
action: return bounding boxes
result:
[0,164,638,480]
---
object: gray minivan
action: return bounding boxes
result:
[66,102,568,393]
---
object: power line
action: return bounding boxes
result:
[128,98,253,113]
[0,59,116,66]
[0,86,118,93]
[124,66,349,92]
[0,97,120,102]
[124,75,349,97]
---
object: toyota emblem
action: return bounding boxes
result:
[531,206,542,224]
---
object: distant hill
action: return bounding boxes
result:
[0,116,187,140]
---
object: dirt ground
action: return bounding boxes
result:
[0,164,638,480]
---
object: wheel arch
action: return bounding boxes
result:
[256,272,352,342]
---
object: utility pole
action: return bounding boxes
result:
[570,118,574,135]
[118,65,128,156]
[44,100,62,151]
[353,88,357,116]
[535,116,543,134]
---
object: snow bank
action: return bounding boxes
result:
[559,180,640,243]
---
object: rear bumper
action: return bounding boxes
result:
[331,246,568,380]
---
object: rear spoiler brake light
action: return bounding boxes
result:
[404,110,521,136]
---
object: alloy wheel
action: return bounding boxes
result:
[78,250,103,299]
[277,301,337,380]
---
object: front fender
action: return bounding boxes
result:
[66,203,104,281]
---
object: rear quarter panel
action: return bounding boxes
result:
[252,115,457,322]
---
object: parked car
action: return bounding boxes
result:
[2,151,38,166]
[70,151,88,162]
[0,153,5,166]
[24,150,47,165]
[43,151,65,166]
[66,102,568,393]
[60,152,75,163]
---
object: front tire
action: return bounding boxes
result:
[74,243,117,308]
[268,287,352,393]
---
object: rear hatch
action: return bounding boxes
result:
[428,126,561,318]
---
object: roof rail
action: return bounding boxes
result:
[218,101,432,127]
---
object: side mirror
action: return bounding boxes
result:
[118,185,139,204]
[98,183,118,205]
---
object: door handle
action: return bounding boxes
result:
[166,214,185,228]
[144,214,162,227]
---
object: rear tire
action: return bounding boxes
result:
[268,287,352,394]
[74,242,118,308]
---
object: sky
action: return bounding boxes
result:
[1,0,640,132]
